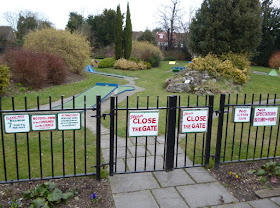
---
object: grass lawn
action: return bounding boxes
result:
[1,61,280,180]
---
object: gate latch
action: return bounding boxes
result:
[102,113,110,120]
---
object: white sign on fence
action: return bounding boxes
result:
[31,114,57,131]
[128,110,159,137]
[252,107,278,127]
[233,107,251,123]
[4,114,30,133]
[181,108,208,133]
[57,112,81,130]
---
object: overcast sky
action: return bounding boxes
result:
[0,0,204,31]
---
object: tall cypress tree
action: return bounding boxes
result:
[124,3,132,59]
[115,5,123,60]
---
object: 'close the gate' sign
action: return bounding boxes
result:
[128,110,159,137]
[31,114,56,131]
[4,114,30,133]
[253,107,278,126]
[181,108,208,133]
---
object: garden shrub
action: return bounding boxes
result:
[189,53,250,84]
[220,51,251,71]
[0,64,10,94]
[131,41,163,67]
[113,58,147,70]
[3,49,67,88]
[98,57,116,68]
[268,50,280,69]
[45,54,67,85]
[4,49,48,88]
[144,61,152,69]
[23,28,91,74]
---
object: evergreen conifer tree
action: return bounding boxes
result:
[124,3,132,59]
[115,5,123,60]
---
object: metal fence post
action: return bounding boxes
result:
[165,95,177,171]
[96,95,101,180]
[109,96,115,176]
[215,94,226,169]
[204,95,214,167]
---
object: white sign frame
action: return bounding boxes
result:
[4,114,30,133]
[31,114,57,131]
[180,108,208,133]
[233,107,252,123]
[252,106,278,127]
[128,110,159,137]
[57,112,81,130]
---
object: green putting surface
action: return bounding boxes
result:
[55,85,134,109]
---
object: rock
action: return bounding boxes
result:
[166,83,191,93]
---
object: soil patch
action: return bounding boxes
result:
[209,159,280,202]
[0,176,115,208]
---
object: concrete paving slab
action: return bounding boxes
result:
[271,197,280,206]
[153,169,195,187]
[211,202,251,208]
[115,159,127,173]
[255,188,280,198]
[130,137,156,145]
[115,137,134,148]
[185,167,216,183]
[248,199,279,208]
[109,172,160,194]
[175,153,194,167]
[152,187,189,208]
[113,190,159,208]
[176,182,238,208]
[128,145,151,157]
[147,143,166,156]
[126,156,164,172]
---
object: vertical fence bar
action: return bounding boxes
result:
[25,97,31,179]
[12,97,19,180]
[115,96,118,173]
[49,96,54,177]
[134,96,139,171]
[201,96,208,165]
[175,96,181,167]
[144,96,149,171]
[231,94,238,161]
[125,96,129,172]
[267,94,276,158]
[73,96,76,176]
[61,96,65,176]
[238,94,246,161]
[253,94,262,159]
[215,94,226,169]
[246,94,254,160]
[223,94,231,162]
[37,96,43,179]
[165,95,177,171]
[96,95,101,180]
[84,96,87,174]
[260,94,269,158]
[109,96,115,176]
[205,95,214,167]
[184,96,190,167]
[163,97,169,169]
[0,97,7,181]
[154,96,159,170]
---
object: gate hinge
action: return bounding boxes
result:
[214,110,220,116]
[91,162,111,169]
[102,113,110,120]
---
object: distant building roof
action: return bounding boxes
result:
[0,26,16,42]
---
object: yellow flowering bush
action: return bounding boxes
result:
[113,58,147,70]
[23,28,91,74]
[0,64,10,94]
[189,53,250,84]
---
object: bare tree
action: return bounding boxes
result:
[157,0,184,49]
[3,11,19,31]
